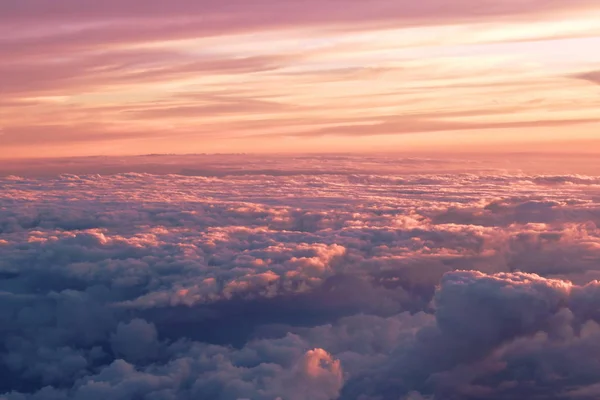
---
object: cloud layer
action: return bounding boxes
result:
[1,155,600,398]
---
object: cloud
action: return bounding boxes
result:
[1,155,600,398]
[574,70,600,86]
[341,271,600,399]
[2,0,598,28]
[0,50,294,96]
[276,116,600,137]
[1,0,599,156]
[110,319,160,363]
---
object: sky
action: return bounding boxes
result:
[4,3,600,398]
[1,0,600,158]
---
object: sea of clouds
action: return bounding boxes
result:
[2,154,600,399]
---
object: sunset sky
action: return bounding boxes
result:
[1,0,600,158]
[4,4,600,399]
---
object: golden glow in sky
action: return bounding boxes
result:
[1,0,600,158]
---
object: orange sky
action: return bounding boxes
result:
[1,0,600,158]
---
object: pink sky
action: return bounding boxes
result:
[1,0,600,158]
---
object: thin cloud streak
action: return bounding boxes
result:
[283,117,600,138]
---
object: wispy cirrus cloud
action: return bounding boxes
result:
[2,0,600,156]
[2,0,599,27]
[574,70,600,85]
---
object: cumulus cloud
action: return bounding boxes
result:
[2,155,600,398]
[341,271,600,399]
[110,319,160,363]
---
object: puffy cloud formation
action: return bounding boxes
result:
[341,271,600,399]
[110,319,160,363]
[2,155,600,399]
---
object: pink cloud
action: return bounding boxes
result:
[272,116,600,137]
[1,0,599,156]
[2,0,598,60]
[575,70,600,86]
[2,0,598,26]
